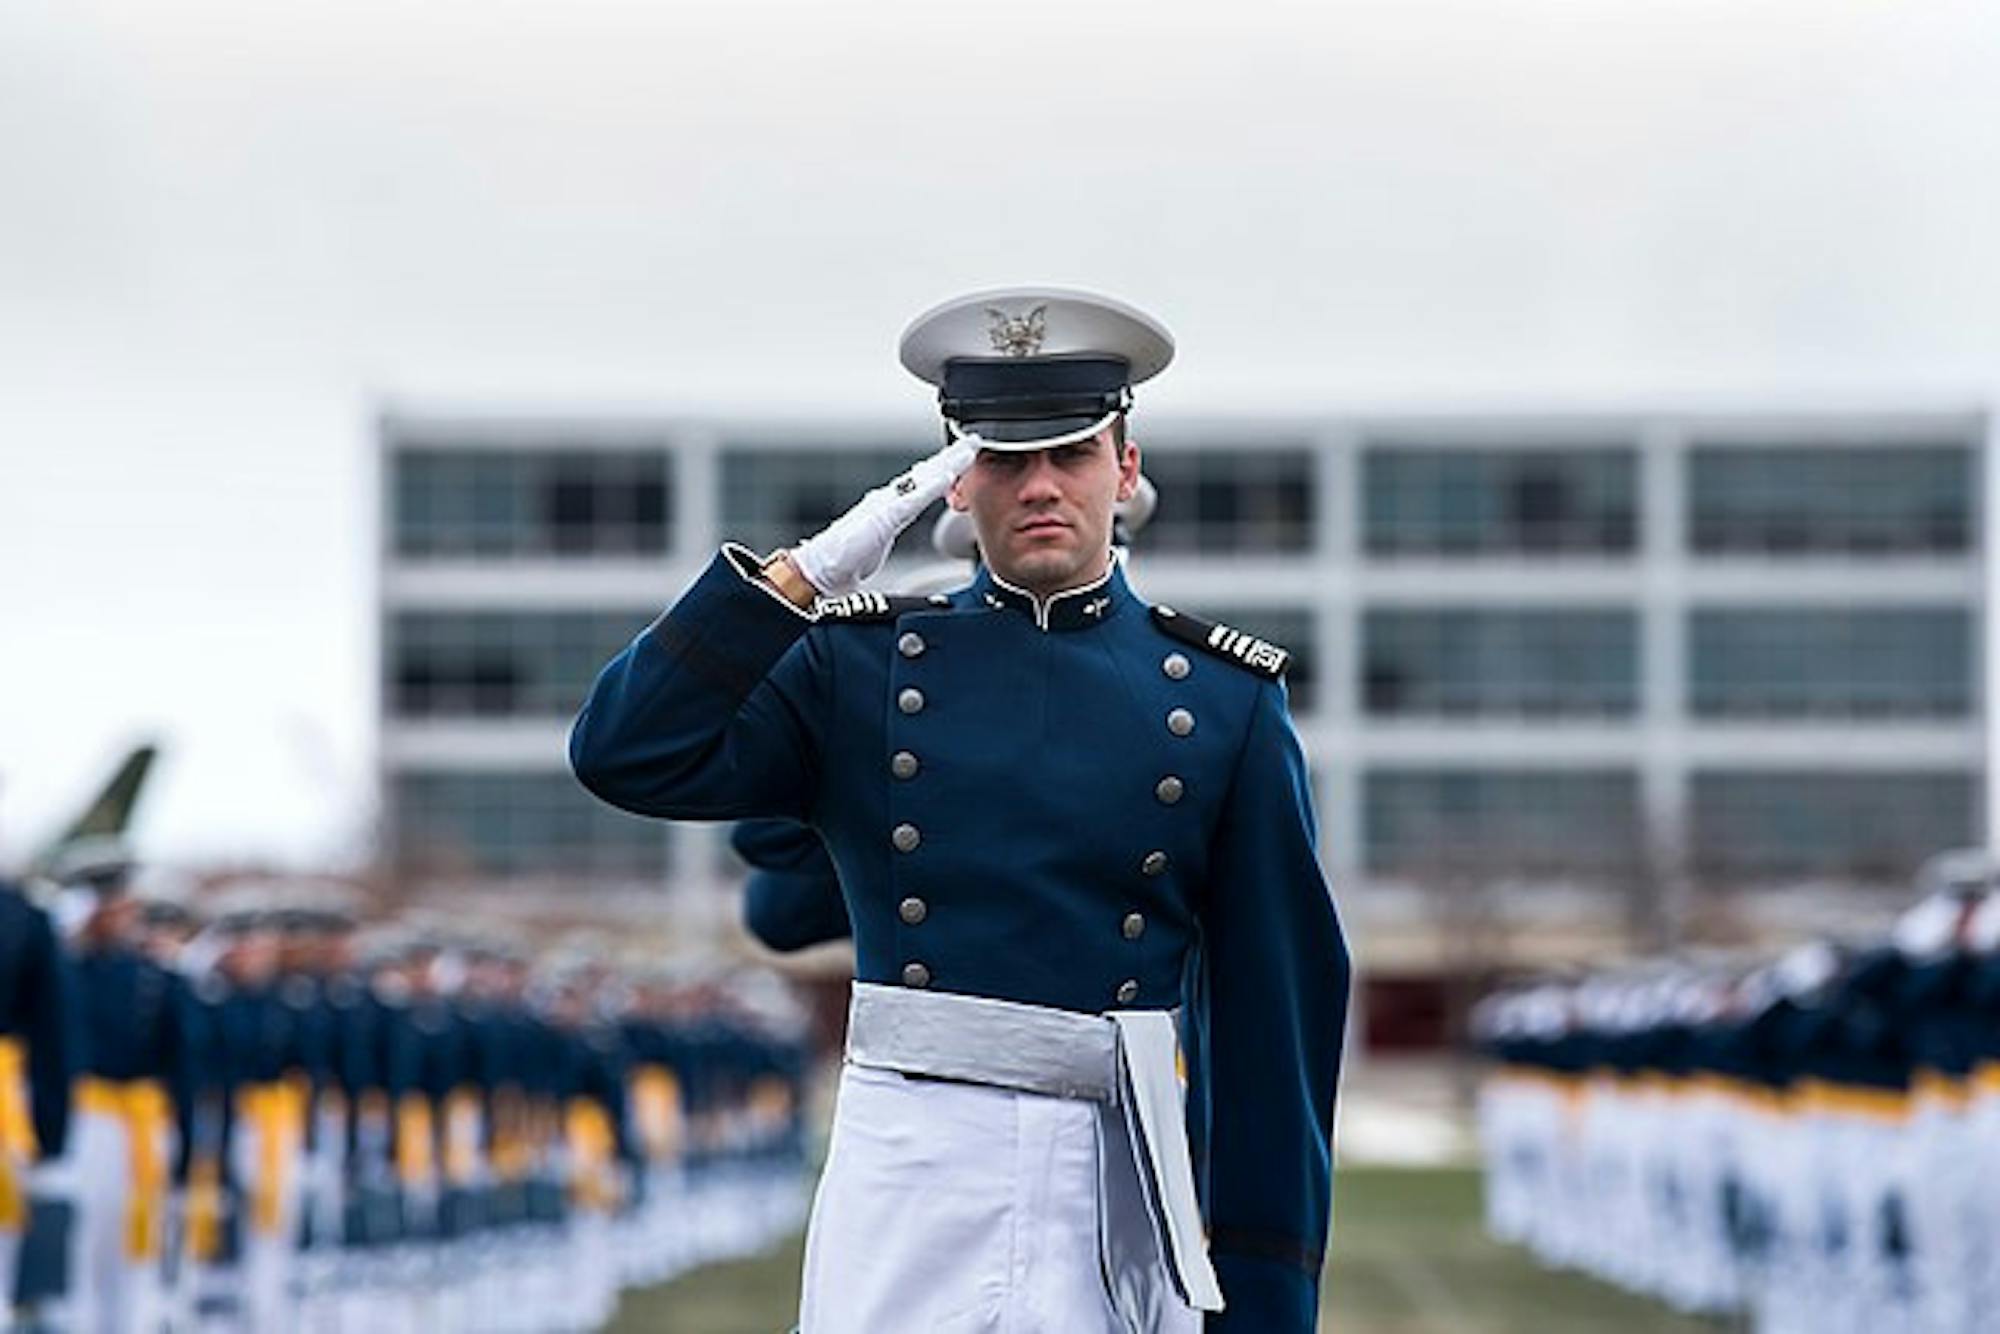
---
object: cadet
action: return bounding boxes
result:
[572,287,1350,1332]
[2,878,80,1330]
[733,812,852,956]
[67,862,202,1334]
[185,907,304,1332]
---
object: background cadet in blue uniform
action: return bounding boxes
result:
[68,868,206,1334]
[1473,854,2000,1334]
[572,287,1349,1332]
[1,879,80,1328]
[184,907,307,1331]
[733,820,852,956]
[265,903,361,1325]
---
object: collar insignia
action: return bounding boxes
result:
[975,566,1123,632]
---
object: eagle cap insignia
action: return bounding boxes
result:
[985,304,1048,357]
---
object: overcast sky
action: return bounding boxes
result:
[2,0,1995,868]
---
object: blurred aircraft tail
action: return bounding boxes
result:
[25,743,159,878]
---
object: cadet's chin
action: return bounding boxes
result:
[996,546,1086,593]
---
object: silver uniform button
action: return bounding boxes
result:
[898,632,926,659]
[903,962,932,989]
[1166,708,1195,737]
[899,897,928,925]
[1162,653,1190,681]
[898,687,925,715]
[1155,775,1185,804]
[1115,979,1140,1005]
[1141,850,1168,877]
[891,750,920,780]
[892,823,922,853]
[1122,912,1146,940]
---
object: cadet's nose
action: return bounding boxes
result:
[1016,454,1063,504]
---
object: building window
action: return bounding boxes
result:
[1691,771,1976,881]
[1177,605,1317,713]
[1363,447,1638,557]
[719,446,950,565]
[389,611,652,719]
[392,448,672,558]
[1690,608,1973,719]
[1363,608,1638,718]
[1132,447,1315,554]
[1688,444,1973,555]
[391,770,671,878]
[1363,769,1643,874]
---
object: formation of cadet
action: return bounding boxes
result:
[0,852,810,1333]
[1476,851,2000,1334]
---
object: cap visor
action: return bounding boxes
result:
[956,413,1111,451]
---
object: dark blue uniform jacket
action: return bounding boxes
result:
[571,549,1350,1330]
[0,886,76,1160]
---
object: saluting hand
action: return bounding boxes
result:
[782,437,979,599]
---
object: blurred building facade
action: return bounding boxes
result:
[376,406,1987,1048]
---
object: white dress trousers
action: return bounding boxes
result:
[798,1063,1202,1334]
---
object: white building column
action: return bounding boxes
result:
[1637,419,1690,946]
[1984,410,1998,853]
[673,426,721,566]
[1315,425,1364,884]
[666,427,728,924]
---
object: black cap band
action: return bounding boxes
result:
[939,356,1132,444]
[940,357,1130,417]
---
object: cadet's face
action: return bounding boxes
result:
[222,933,279,986]
[948,426,1140,595]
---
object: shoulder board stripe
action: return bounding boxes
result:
[814,592,936,623]
[1150,605,1291,680]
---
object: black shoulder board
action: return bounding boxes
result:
[1149,605,1291,680]
[814,591,937,623]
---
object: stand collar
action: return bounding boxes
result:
[971,558,1132,632]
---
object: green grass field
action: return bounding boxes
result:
[608,1166,1725,1333]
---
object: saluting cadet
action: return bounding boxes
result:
[572,287,1350,1332]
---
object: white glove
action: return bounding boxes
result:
[791,438,979,596]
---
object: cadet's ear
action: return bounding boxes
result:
[947,475,970,512]
[1114,440,1141,502]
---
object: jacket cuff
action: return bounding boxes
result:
[720,542,821,621]
[642,547,817,697]
[1206,1251,1320,1333]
